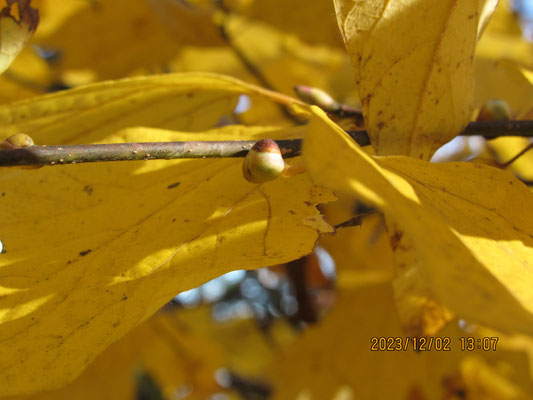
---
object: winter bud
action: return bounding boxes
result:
[293,85,340,113]
[477,99,512,121]
[242,139,285,184]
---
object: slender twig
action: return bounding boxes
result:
[334,210,378,231]
[0,120,532,167]
[0,140,300,167]
[459,120,533,138]
[286,256,318,325]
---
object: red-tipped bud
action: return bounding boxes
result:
[242,139,285,184]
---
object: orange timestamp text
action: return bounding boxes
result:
[370,336,499,352]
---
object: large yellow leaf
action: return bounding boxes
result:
[0,76,333,395]
[304,107,533,336]
[0,125,333,396]
[0,72,287,144]
[334,0,495,159]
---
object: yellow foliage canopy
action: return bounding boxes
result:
[0,0,532,398]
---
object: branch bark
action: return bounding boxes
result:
[0,120,532,167]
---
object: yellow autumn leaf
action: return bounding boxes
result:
[319,196,393,273]
[334,0,496,159]
[170,16,354,127]
[474,59,533,116]
[320,195,452,336]
[0,74,333,395]
[0,72,294,144]
[0,46,51,103]
[0,124,333,396]
[7,309,224,400]
[9,303,298,400]
[236,0,344,48]
[32,0,222,80]
[304,107,533,336]
[389,221,456,337]
[488,137,533,183]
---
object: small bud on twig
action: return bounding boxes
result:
[0,133,34,149]
[293,85,363,121]
[242,139,285,184]
[293,85,341,113]
[477,99,512,121]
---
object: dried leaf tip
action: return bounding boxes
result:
[243,139,285,184]
[0,0,39,75]
[2,0,39,32]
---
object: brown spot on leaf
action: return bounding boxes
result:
[389,231,403,250]
[167,182,180,189]
[79,249,92,256]
[83,185,93,195]
[361,93,373,106]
